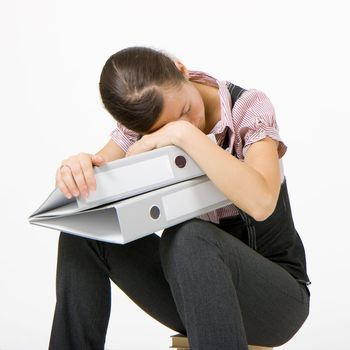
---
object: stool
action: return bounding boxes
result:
[170,334,273,349]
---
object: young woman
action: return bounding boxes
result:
[50,46,311,350]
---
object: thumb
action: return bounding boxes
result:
[91,154,106,166]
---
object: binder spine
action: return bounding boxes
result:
[116,177,231,243]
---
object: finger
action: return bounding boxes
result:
[79,157,96,192]
[66,161,89,198]
[60,164,81,197]
[56,168,72,199]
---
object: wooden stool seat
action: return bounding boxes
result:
[170,334,273,349]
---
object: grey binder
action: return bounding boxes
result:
[29,176,231,244]
[30,143,205,219]
[29,137,232,244]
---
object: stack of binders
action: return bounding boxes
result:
[169,333,189,349]
[29,139,232,244]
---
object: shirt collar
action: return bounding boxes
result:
[188,70,235,149]
[209,80,234,135]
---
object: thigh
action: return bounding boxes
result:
[161,219,309,347]
[211,222,310,346]
[102,233,186,334]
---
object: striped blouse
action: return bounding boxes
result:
[110,70,287,223]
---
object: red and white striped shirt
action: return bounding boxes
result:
[110,70,287,223]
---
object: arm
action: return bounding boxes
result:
[126,121,281,221]
[95,138,126,162]
[174,124,281,221]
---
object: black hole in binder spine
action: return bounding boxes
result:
[150,206,161,220]
[175,155,186,168]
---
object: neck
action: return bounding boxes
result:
[191,81,221,134]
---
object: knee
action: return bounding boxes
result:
[57,232,87,261]
[58,232,103,261]
[58,231,87,251]
[160,219,214,251]
[159,219,221,277]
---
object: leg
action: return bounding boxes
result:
[49,233,112,350]
[49,232,185,350]
[103,232,186,334]
[159,219,310,350]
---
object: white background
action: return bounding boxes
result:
[1,0,349,349]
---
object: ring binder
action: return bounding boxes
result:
[29,137,231,244]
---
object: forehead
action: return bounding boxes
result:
[145,83,189,133]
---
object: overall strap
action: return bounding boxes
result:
[226,82,246,104]
[222,82,246,151]
[225,82,257,250]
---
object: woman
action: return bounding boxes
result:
[50,46,311,350]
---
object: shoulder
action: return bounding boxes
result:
[230,88,277,134]
[233,89,275,117]
[228,88,287,159]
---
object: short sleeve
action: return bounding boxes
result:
[235,89,287,159]
[110,122,139,153]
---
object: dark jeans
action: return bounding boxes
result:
[49,218,310,350]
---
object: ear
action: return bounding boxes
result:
[173,60,189,80]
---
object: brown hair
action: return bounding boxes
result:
[99,46,186,134]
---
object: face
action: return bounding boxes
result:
[145,81,206,134]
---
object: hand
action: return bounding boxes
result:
[55,153,106,199]
[126,121,192,157]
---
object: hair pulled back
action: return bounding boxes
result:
[99,46,186,133]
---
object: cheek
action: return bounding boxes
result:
[185,89,206,128]
[195,101,206,125]
[189,104,205,128]
[192,95,205,118]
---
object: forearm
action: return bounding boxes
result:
[95,139,126,162]
[173,126,276,221]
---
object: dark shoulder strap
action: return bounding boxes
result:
[226,82,246,106]
[222,82,247,151]
[224,82,258,249]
